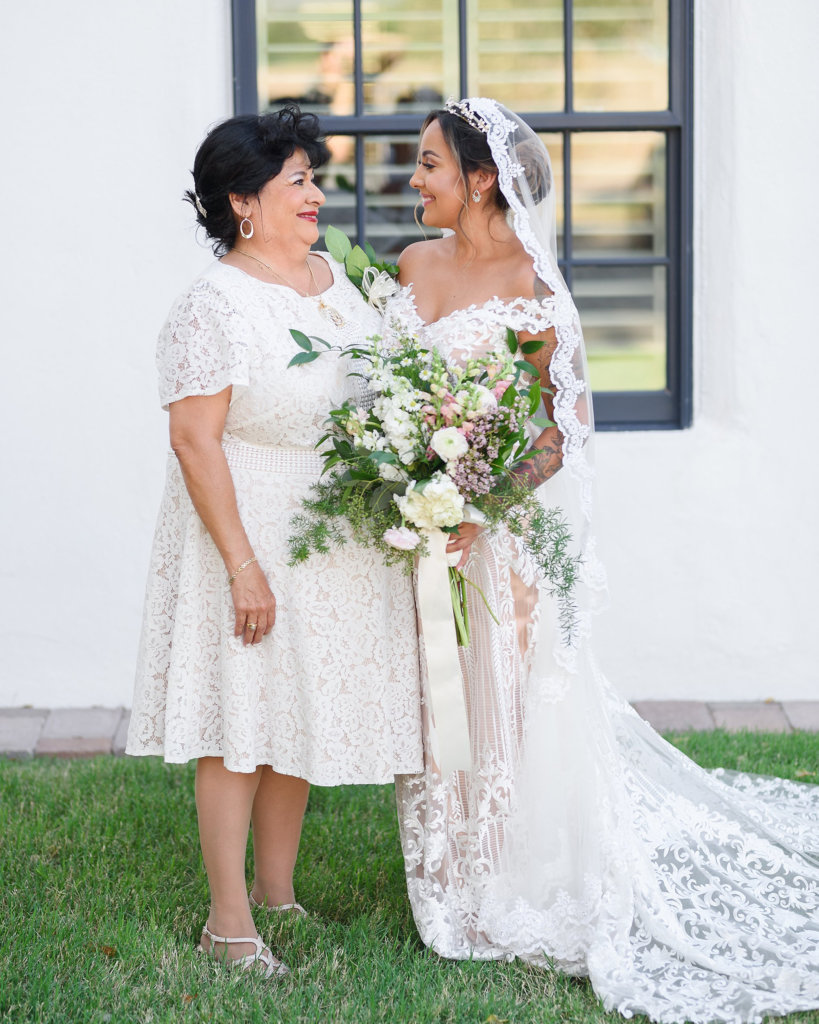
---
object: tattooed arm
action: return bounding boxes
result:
[510,275,564,490]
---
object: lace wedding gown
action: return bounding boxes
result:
[386,285,819,1024]
[127,257,423,783]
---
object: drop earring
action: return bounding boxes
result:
[471,189,481,203]
[240,217,254,239]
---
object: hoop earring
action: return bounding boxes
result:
[471,189,481,203]
[239,217,254,239]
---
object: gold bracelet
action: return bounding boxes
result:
[228,556,257,587]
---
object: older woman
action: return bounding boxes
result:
[127,107,422,978]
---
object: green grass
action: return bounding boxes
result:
[1,732,817,1024]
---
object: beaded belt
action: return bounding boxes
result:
[221,440,325,476]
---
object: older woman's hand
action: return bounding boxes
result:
[230,562,277,645]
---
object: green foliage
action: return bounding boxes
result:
[287,473,421,572]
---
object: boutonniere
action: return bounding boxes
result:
[324,226,399,313]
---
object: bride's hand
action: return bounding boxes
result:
[446,522,484,570]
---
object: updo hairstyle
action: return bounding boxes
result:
[184,105,330,256]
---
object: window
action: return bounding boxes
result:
[232,0,693,429]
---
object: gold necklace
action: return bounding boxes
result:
[234,250,345,328]
[304,256,346,327]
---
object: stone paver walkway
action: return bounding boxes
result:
[0,702,817,759]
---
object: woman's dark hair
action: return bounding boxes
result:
[184,105,330,256]
[423,109,551,220]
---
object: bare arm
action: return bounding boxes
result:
[510,278,564,489]
[509,341,564,490]
[169,388,276,644]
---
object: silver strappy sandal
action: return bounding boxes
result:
[249,892,307,916]
[196,923,290,978]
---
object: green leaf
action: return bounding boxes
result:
[505,327,518,354]
[369,482,404,510]
[515,359,540,377]
[347,245,370,276]
[528,382,541,416]
[363,241,378,263]
[520,339,545,354]
[290,328,313,351]
[288,351,320,367]
[368,450,398,464]
[499,383,518,408]
[324,224,352,262]
[530,416,556,428]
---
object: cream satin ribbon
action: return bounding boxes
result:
[416,528,471,776]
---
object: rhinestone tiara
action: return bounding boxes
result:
[444,99,490,135]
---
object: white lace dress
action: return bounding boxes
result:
[127,257,423,783]
[386,286,819,1024]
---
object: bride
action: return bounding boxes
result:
[384,98,819,1024]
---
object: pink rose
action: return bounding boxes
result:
[383,526,421,550]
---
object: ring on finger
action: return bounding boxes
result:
[246,622,258,631]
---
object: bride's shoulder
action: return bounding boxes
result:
[398,238,452,281]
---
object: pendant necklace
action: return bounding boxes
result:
[234,250,346,328]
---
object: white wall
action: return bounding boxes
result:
[1,0,816,708]
[0,1,232,706]
[593,0,819,699]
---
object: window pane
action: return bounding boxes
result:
[471,0,564,112]
[573,0,668,112]
[572,131,666,258]
[316,136,357,246]
[361,134,441,260]
[539,132,564,259]
[361,1,458,115]
[575,265,666,392]
[257,1,355,115]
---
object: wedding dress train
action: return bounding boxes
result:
[387,286,819,1024]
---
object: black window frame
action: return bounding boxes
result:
[232,0,694,431]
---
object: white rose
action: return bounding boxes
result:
[394,472,465,530]
[429,427,469,462]
[383,526,421,550]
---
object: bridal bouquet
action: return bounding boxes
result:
[287,326,578,644]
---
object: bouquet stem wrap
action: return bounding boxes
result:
[416,529,471,776]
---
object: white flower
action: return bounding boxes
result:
[430,427,469,462]
[470,384,497,416]
[378,462,406,482]
[383,526,421,550]
[395,472,465,530]
[361,267,398,312]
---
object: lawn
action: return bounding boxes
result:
[1,731,817,1024]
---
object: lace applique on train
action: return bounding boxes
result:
[386,287,819,1024]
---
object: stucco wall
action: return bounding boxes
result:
[1,0,816,708]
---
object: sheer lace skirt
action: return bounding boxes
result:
[395,525,819,1024]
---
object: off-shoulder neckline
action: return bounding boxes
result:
[399,284,547,329]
